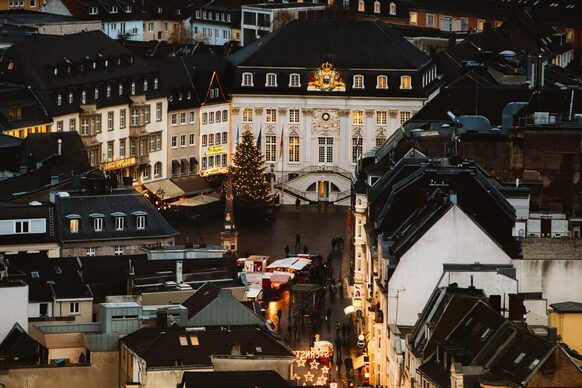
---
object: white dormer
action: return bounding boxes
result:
[242,72,254,87]
[389,2,396,15]
[353,74,365,89]
[266,73,278,87]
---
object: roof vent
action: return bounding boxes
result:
[28,201,41,206]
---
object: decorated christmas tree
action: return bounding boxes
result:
[231,130,271,203]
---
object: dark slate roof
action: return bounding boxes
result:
[0,85,51,132]
[0,203,57,245]
[181,282,221,319]
[59,0,193,22]
[179,370,292,388]
[471,321,556,386]
[417,354,452,388]
[0,323,46,362]
[550,301,582,313]
[6,253,92,302]
[121,325,294,369]
[53,188,178,243]
[229,19,430,69]
[409,287,486,358]
[0,10,84,24]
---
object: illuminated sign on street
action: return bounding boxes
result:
[200,166,229,177]
[100,157,137,171]
[205,145,225,156]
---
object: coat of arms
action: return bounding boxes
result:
[307,62,346,92]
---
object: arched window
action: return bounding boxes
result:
[389,2,396,15]
[242,72,253,87]
[265,73,277,87]
[374,1,381,14]
[358,0,365,12]
[400,75,412,89]
[353,75,365,89]
[289,73,301,87]
[376,75,388,89]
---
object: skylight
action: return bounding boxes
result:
[514,352,525,364]
[31,271,39,279]
[529,358,540,369]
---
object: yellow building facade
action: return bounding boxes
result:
[548,302,582,354]
[4,124,49,138]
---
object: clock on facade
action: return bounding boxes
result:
[322,112,330,121]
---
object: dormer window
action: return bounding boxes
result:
[158,7,163,14]
[89,6,98,15]
[125,5,131,12]
[131,81,136,95]
[242,72,254,87]
[353,75,365,89]
[377,75,388,89]
[358,0,365,12]
[66,214,80,233]
[94,217,103,231]
[81,89,86,104]
[374,1,381,14]
[119,82,124,95]
[53,67,58,75]
[104,59,108,68]
[400,75,412,89]
[133,211,147,230]
[106,85,111,97]
[289,73,301,87]
[110,6,118,13]
[57,93,62,106]
[113,215,125,231]
[68,92,73,104]
[266,73,277,87]
[143,80,148,92]
[389,2,396,15]
[154,77,159,89]
[94,87,99,100]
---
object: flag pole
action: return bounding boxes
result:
[280,124,284,205]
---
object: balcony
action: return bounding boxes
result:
[129,125,147,138]
[79,133,99,147]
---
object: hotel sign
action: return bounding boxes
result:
[100,157,137,171]
[205,145,226,156]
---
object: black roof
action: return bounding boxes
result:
[179,370,293,388]
[121,325,294,369]
[53,188,178,243]
[6,253,92,302]
[181,282,221,319]
[0,85,50,132]
[0,202,57,245]
[550,301,582,313]
[59,0,193,22]
[0,323,46,365]
[229,19,430,69]
[0,10,84,24]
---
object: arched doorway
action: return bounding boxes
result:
[313,181,340,202]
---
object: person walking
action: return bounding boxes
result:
[331,237,336,253]
[303,244,308,254]
[284,245,290,257]
[335,321,341,338]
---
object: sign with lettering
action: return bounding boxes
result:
[205,145,225,156]
[100,157,137,171]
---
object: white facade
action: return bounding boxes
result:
[200,102,231,176]
[102,20,144,41]
[0,283,28,342]
[189,19,232,46]
[231,96,424,204]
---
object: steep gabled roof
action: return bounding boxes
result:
[550,301,582,313]
[181,282,221,319]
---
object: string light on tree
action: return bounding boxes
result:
[231,130,271,202]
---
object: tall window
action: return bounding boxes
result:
[222,110,228,122]
[215,110,221,123]
[70,219,79,233]
[119,138,126,157]
[358,0,365,12]
[377,75,388,89]
[374,1,381,14]
[94,218,103,232]
[266,73,277,87]
[353,110,363,125]
[352,136,363,163]
[477,19,485,31]
[136,215,146,230]
[410,11,418,25]
[289,109,300,123]
[377,111,387,125]
[115,217,124,231]
[242,72,253,86]
[266,109,277,123]
[156,102,162,121]
[389,2,396,15]
[400,75,412,89]
[265,135,276,162]
[120,109,126,128]
[242,108,253,123]
[107,111,114,131]
[400,111,411,125]
[107,141,114,159]
[289,73,301,87]
[353,75,364,89]
[154,162,162,176]
[81,118,89,135]
[318,137,333,163]
[289,136,299,162]
[202,113,207,124]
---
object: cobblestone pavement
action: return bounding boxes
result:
[172,204,361,387]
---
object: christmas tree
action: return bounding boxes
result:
[232,130,272,203]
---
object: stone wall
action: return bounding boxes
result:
[521,237,582,260]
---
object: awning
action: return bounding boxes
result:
[267,257,311,271]
[354,355,368,370]
[171,160,180,168]
[143,179,185,200]
[171,175,211,195]
[169,193,220,207]
[246,288,262,299]
[270,273,291,285]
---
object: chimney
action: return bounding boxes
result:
[57,138,62,156]
[176,260,183,284]
[156,309,168,328]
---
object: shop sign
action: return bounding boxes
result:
[100,157,136,171]
[205,145,225,156]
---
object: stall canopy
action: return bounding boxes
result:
[267,257,311,271]
[144,179,184,200]
[353,354,369,370]
[169,193,221,207]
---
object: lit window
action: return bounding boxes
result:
[86,247,96,256]
[289,73,301,87]
[353,75,364,89]
[376,111,387,125]
[374,1,381,14]
[242,72,253,86]
[289,136,299,162]
[358,0,365,12]
[353,110,363,125]
[377,75,388,89]
[400,111,411,125]
[266,109,277,123]
[289,109,300,123]
[410,11,417,25]
[70,219,79,233]
[242,108,253,123]
[477,19,485,31]
[514,353,525,365]
[400,75,412,89]
[265,135,276,162]
[389,2,396,15]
